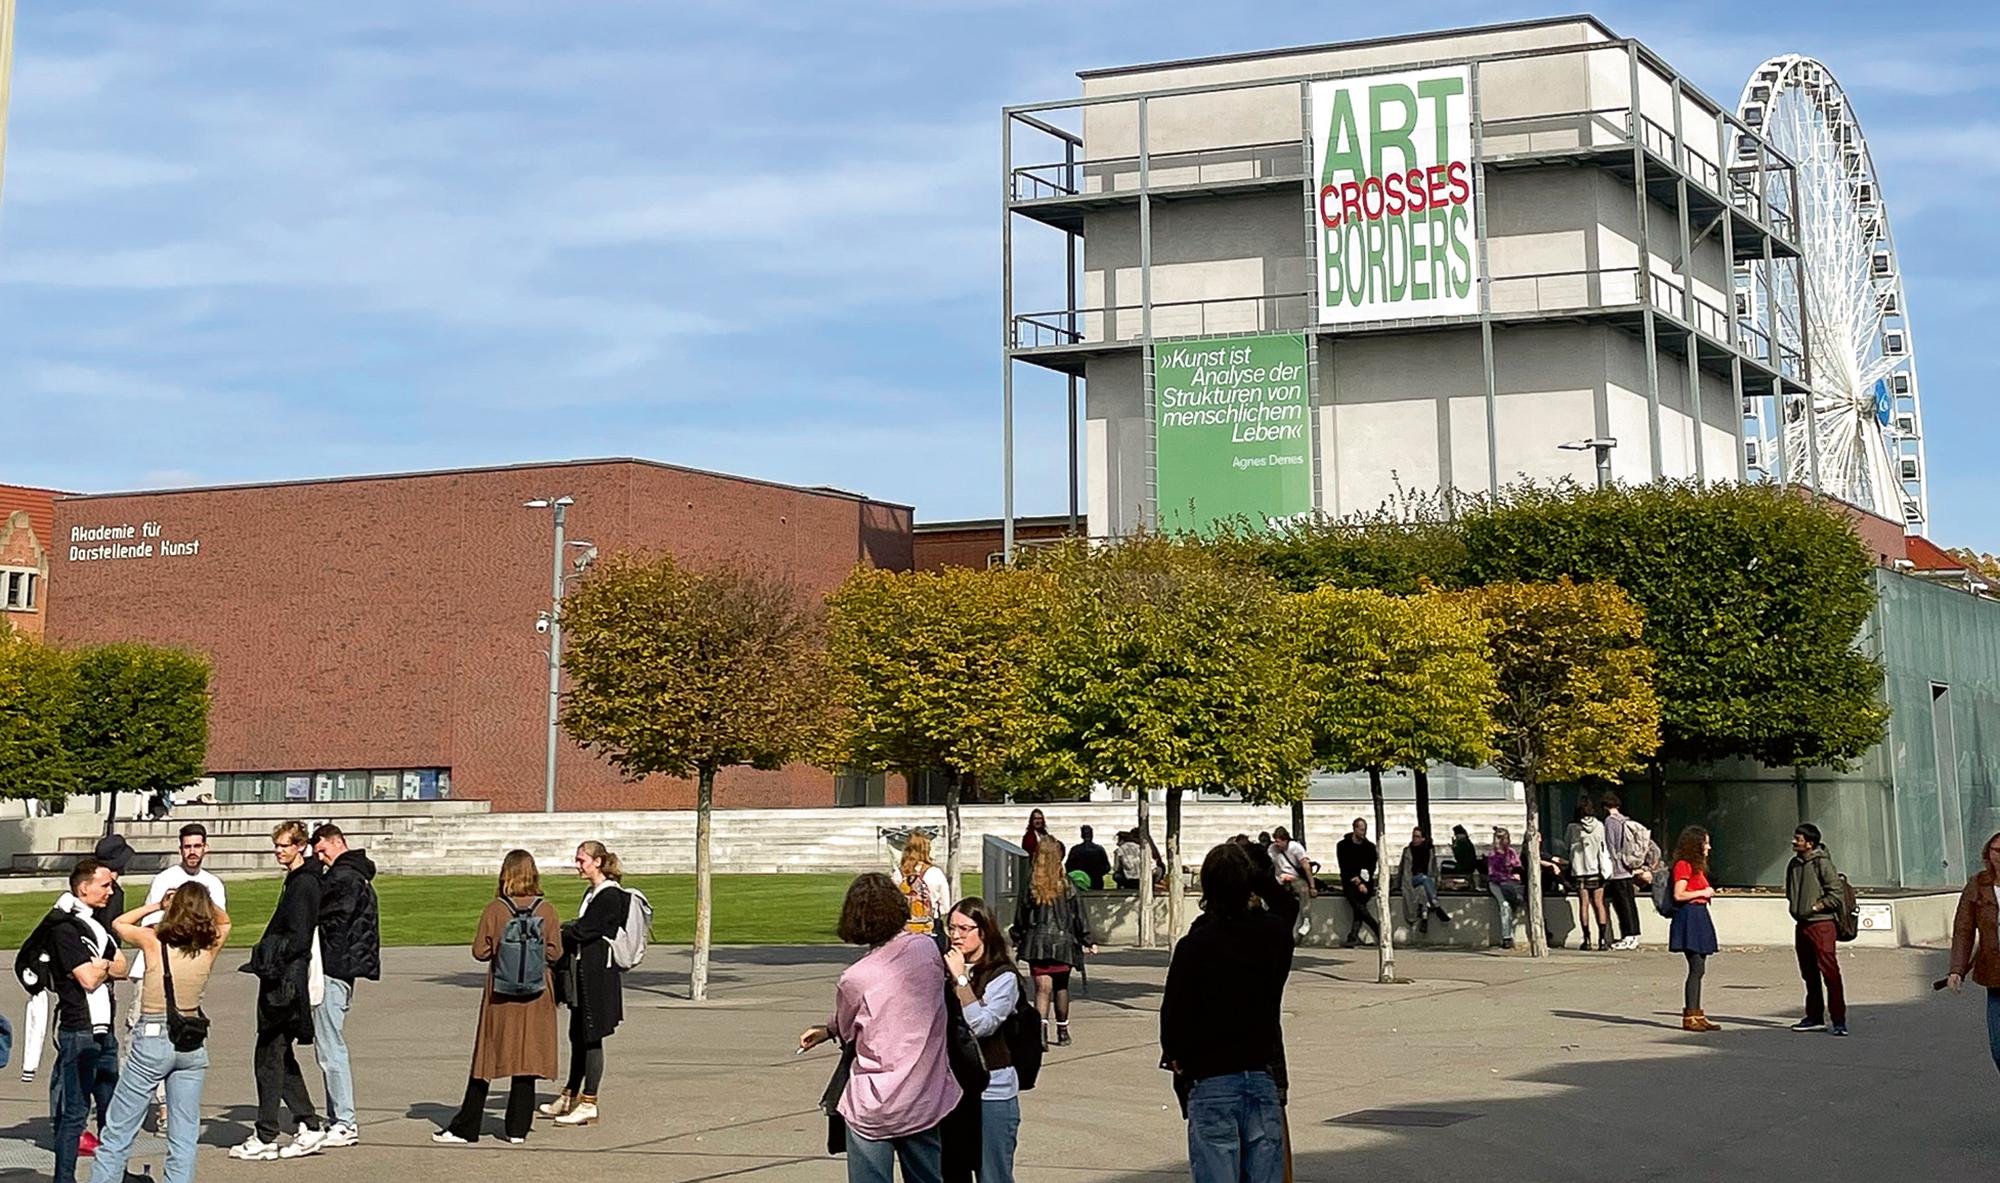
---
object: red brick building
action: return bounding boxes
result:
[47,459,912,812]
[912,515,1074,572]
[1,484,62,641]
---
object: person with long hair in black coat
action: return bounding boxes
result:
[541,841,628,1127]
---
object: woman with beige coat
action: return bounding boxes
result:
[433,850,563,1144]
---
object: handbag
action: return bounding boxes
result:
[820,1042,857,1155]
[160,946,211,1052]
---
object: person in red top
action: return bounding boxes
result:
[1668,826,1720,1032]
[1021,810,1049,857]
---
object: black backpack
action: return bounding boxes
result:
[492,897,547,999]
[1831,873,1861,943]
[1002,973,1044,1091]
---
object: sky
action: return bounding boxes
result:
[4,1,1996,549]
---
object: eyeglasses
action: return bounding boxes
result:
[273,841,297,851]
[947,922,980,934]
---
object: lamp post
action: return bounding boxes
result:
[524,496,574,813]
[1559,437,1618,489]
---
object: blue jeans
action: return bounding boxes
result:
[313,977,357,1126]
[846,1123,943,1183]
[50,1028,118,1183]
[980,1096,1019,1181]
[1490,881,1525,940]
[1986,989,2000,1074]
[1412,873,1440,908]
[87,1021,209,1183]
[1186,1071,1285,1183]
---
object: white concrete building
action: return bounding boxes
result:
[1001,15,1806,544]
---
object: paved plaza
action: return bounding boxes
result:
[0,940,1992,1181]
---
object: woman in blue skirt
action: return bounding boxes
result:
[1669,826,1720,1032]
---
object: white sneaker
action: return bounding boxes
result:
[322,1123,359,1148]
[430,1130,471,1144]
[229,1136,281,1161]
[279,1124,328,1158]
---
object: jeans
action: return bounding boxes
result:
[1796,920,1847,1025]
[313,977,357,1126]
[980,1097,1019,1182]
[1490,881,1526,941]
[50,1028,118,1183]
[1605,877,1641,941]
[1985,990,2000,1074]
[87,1021,208,1183]
[254,1026,321,1141]
[1281,879,1311,934]
[1186,1071,1285,1183]
[1341,883,1380,941]
[847,1123,944,1183]
[1411,873,1440,909]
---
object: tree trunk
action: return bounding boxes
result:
[1370,768,1396,984]
[1290,798,1307,849]
[1137,790,1155,949]
[945,773,963,904]
[103,790,118,836]
[690,765,716,1001]
[1413,767,1433,845]
[1648,761,1667,839]
[1166,786,1184,946]
[1523,775,1547,958]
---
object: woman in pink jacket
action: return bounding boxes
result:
[801,873,962,1182]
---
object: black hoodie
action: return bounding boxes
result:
[318,849,382,983]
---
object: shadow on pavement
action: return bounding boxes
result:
[1077,979,1996,1182]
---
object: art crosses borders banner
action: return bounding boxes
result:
[1153,332,1312,532]
[1310,65,1479,325]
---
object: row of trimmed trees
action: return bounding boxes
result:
[0,626,211,828]
[560,480,1888,995]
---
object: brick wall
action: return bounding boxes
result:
[0,485,60,641]
[47,460,912,811]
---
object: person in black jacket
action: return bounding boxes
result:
[1335,818,1382,948]
[542,841,629,1128]
[1162,843,1296,1183]
[231,821,327,1161]
[309,823,380,1148]
[1009,842,1096,1049]
[1064,826,1112,890]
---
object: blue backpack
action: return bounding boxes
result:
[492,898,547,999]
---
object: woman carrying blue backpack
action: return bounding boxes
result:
[434,850,562,1144]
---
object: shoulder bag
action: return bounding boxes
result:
[161,945,212,1052]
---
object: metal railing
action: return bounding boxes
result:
[1480,107,1634,156]
[1010,140,1306,202]
[1011,291,1313,350]
[1487,267,1641,315]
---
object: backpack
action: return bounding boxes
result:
[1616,817,1655,874]
[1831,872,1860,943]
[900,872,941,939]
[1651,868,1679,918]
[1001,973,1044,1091]
[609,887,653,971]
[492,897,548,999]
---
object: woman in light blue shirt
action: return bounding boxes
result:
[944,897,1023,1182]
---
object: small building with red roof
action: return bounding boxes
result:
[0,483,63,640]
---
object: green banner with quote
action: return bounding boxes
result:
[1153,332,1312,532]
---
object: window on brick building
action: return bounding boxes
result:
[3,569,35,611]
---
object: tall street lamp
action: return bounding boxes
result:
[1559,437,1618,490]
[524,496,575,813]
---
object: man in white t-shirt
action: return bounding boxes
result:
[1268,827,1315,941]
[127,823,227,1128]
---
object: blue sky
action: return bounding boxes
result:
[5,1,1996,548]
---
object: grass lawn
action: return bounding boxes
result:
[0,872,984,949]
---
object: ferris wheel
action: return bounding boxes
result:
[1735,55,1928,533]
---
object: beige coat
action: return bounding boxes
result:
[467,895,563,1082]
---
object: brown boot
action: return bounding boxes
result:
[1693,1009,1722,1031]
[1682,1008,1703,1031]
